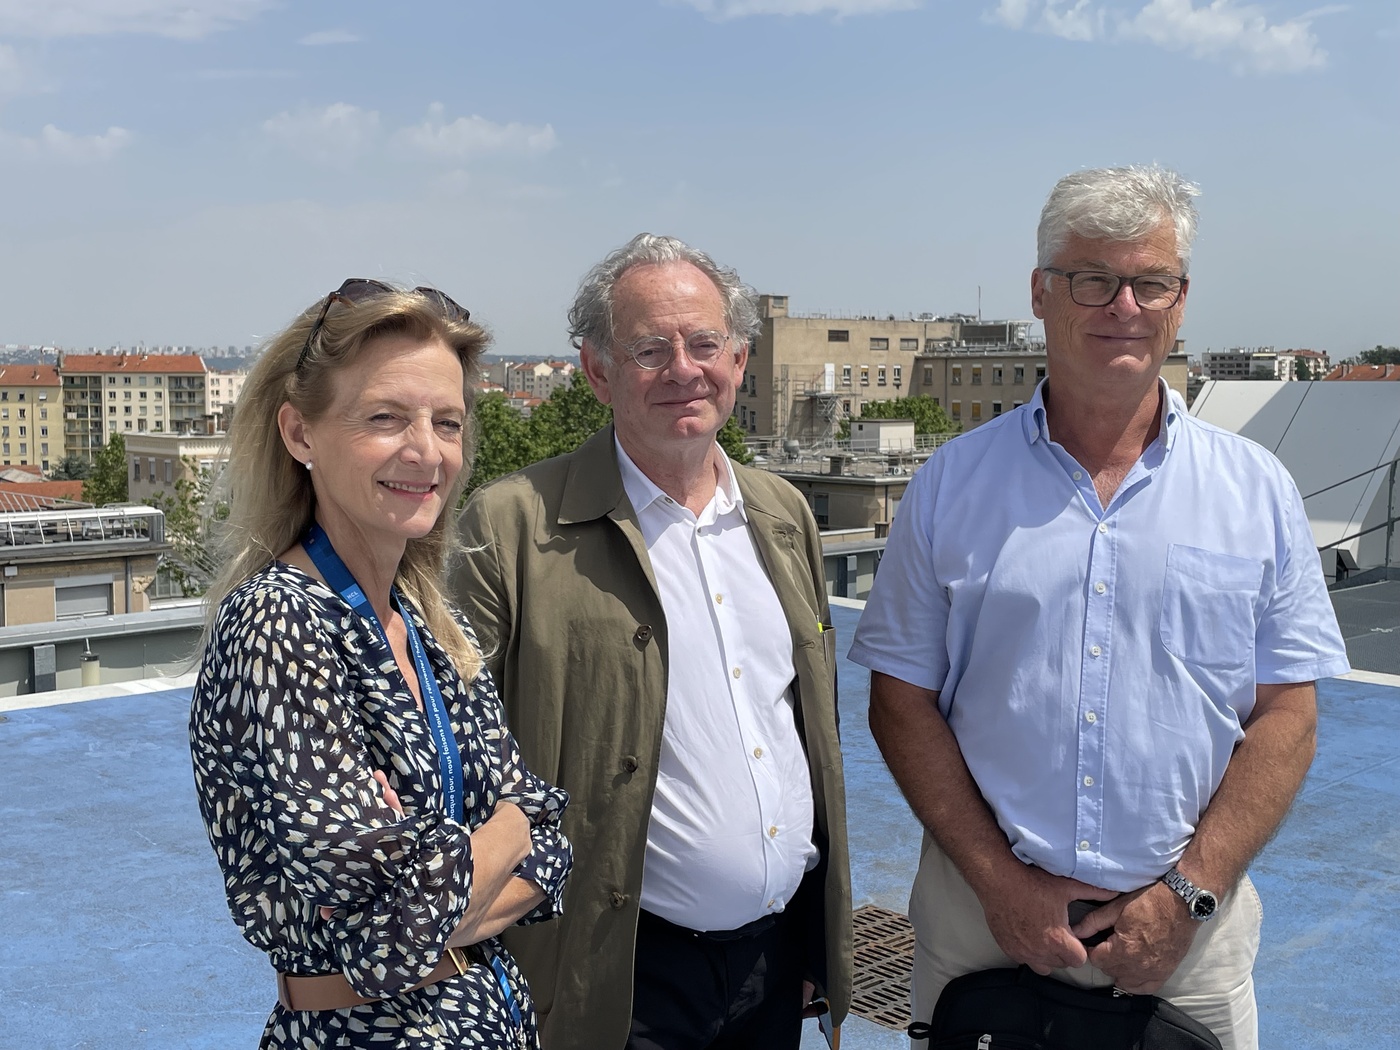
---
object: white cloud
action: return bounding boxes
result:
[989,0,1328,73]
[0,123,131,161]
[0,0,271,39]
[679,0,919,19]
[262,103,381,163]
[395,103,558,159]
[298,28,360,46]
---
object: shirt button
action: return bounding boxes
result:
[634,625,653,645]
[1098,523,1109,534]
[1079,840,1091,851]
[767,899,776,909]
[1094,581,1106,595]
[1085,711,1097,724]
[733,667,742,679]
[1083,775,1094,787]
[768,825,778,837]
[715,593,724,605]
[753,746,764,759]
[1089,645,1102,657]
[1073,470,1083,481]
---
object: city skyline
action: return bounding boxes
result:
[0,1,1393,360]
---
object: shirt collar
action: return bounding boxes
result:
[614,437,747,522]
[1025,376,1182,451]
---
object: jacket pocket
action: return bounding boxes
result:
[1159,544,1262,670]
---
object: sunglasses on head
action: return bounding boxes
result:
[296,278,470,371]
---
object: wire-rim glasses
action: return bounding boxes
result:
[619,330,732,371]
[1043,268,1187,311]
[296,278,470,371]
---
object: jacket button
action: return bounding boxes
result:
[622,755,639,774]
[609,891,628,910]
[634,625,653,644]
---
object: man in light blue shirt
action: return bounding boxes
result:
[849,165,1349,1050]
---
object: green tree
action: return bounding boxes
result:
[1358,345,1400,366]
[1295,358,1313,381]
[717,417,754,465]
[83,433,128,506]
[467,392,543,495]
[836,395,960,441]
[147,456,226,596]
[527,373,613,461]
[50,454,92,481]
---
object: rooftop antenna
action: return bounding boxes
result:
[977,286,982,322]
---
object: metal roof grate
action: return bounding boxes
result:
[849,904,914,1030]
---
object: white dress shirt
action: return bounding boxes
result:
[616,440,817,932]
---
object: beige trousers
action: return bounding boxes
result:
[908,834,1261,1050]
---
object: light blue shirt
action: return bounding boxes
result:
[849,380,1350,891]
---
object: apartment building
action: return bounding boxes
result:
[488,359,576,400]
[0,365,63,472]
[912,345,1189,431]
[205,369,248,427]
[125,433,226,506]
[59,353,210,459]
[741,294,1033,442]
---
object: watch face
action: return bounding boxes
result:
[1190,891,1218,920]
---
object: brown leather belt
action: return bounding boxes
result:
[277,945,480,1012]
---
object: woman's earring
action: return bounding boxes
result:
[305,461,313,472]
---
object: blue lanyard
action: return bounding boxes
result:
[302,524,464,824]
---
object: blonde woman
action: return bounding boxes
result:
[190,279,570,1049]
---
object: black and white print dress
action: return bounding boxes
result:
[190,561,572,1049]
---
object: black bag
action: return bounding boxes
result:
[908,966,1223,1050]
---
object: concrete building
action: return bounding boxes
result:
[125,433,226,507]
[487,359,576,401]
[204,369,248,428]
[911,344,1188,432]
[59,353,210,459]
[1200,347,1329,382]
[0,506,168,626]
[0,365,63,473]
[742,295,1033,443]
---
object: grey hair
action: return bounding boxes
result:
[567,233,761,359]
[1037,165,1201,274]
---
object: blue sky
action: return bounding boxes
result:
[0,0,1394,360]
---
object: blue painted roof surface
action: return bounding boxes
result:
[2,604,1396,1049]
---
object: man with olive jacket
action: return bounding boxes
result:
[454,233,851,1050]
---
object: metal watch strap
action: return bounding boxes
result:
[1161,865,1217,920]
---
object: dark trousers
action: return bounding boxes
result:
[624,908,804,1050]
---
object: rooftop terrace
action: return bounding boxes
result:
[3,592,1398,1048]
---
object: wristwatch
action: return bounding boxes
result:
[1160,866,1218,921]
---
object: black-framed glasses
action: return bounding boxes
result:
[619,330,732,371]
[1042,268,1187,311]
[296,278,470,370]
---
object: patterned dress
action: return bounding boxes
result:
[190,562,572,1049]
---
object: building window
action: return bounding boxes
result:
[993,401,1003,416]
[992,366,1003,385]
[139,391,147,400]
[16,392,24,401]
[0,427,7,437]
[1014,365,1025,384]
[971,402,983,421]
[828,329,849,342]
[40,443,48,455]
[860,366,870,386]
[109,391,116,400]
[133,460,141,481]
[972,366,982,385]
[739,406,748,426]
[124,406,132,415]
[951,366,961,386]
[1013,401,1025,409]
[1036,364,1047,381]
[18,443,25,455]
[0,392,6,401]
[17,426,24,437]
[813,493,830,528]
[842,400,851,414]
[155,377,162,386]
[123,376,132,385]
[107,376,116,384]
[877,366,887,386]
[950,400,961,420]
[40,408,47,419]
[900,337,918,351]
[139,376,148,386]
[923,366,933,384]
[124,421,132,430]
[841,364,852,386]
[870,338,889,351]
[109,406,116,415]
[893,364,903,386]
[124,391,132,400]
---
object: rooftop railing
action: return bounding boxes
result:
[0,505,165,549]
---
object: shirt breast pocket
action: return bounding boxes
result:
[1159,544,1263,670]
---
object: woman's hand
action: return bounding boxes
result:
[320,771,404,920]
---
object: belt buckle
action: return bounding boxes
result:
[446,946,470,977]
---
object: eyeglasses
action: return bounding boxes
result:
[1042,268,1187,311]
[619,330,732,371]
[296,278,470,371]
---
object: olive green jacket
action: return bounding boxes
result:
[453,426,852,1050]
